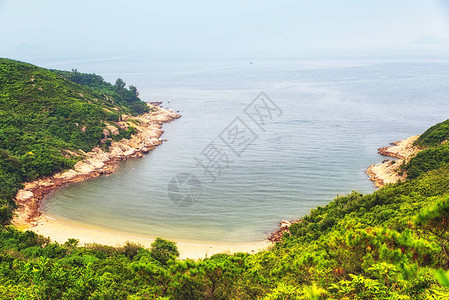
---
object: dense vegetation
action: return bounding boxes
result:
[1,59,449,298]
[54,69,149,116]
[403,143,449,179]
[0,58,148,225]
[415,119,449,147]
[404,119,449,179]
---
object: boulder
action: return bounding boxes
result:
[106,125,119,135]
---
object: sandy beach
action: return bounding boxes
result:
[32,214,270,260]
[366,135,421,188]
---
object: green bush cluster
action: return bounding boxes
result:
[403,143,449,179]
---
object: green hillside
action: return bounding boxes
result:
[415,119,449,147]
[1,59,449,298]
[403,119,449,179]
[0,58,148,224]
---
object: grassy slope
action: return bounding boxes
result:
[1,60,449,298]
[404,119,449,179]
[415,119,449,147]
[0,58,148,224]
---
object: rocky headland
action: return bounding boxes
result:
[366,135,421,188]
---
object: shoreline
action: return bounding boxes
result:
[32,214,270,260]
[268,135,423,241]
[13,102,270,259]
[13,103,180,228]
[16,108,420,258]
[366,135,421,188]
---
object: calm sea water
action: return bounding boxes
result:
[26,55,449,243]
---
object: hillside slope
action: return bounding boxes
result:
[0,58,149,224]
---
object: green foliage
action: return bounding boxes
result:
[55,70,149,116]
[0,150,22,224]
[435,269,449,287]
[403,143,449,179]
[114,78,126,91]
[264,282,301,299]
[150,238,180,265]
[0,58,149,226]
[415,119,449,147]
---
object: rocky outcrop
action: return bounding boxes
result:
[366,135,421,188]
[13,104,180,228]
[149,101,163,106]
[377,135,421,159]
[268,220,299,242]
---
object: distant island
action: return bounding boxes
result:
[1,58,449,298]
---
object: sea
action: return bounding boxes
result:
[21,53,449,243]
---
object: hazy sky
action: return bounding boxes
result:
[1,0,449,58]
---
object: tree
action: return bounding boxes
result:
[129,85,139,98]
[114,78,126,91]
[150,238,179,265]
[415,195,449,267]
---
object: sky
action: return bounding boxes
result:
[1,0,449,59]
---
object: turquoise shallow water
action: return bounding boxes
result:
[29,55,449,243]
